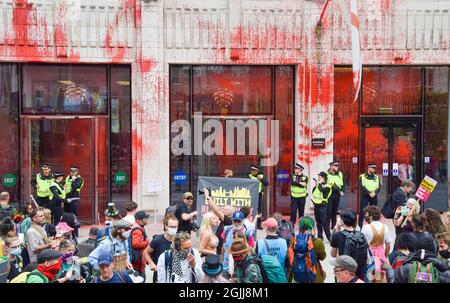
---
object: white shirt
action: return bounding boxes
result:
[123,215,135,225]
[156,248,204,283]
[361,221,391,245]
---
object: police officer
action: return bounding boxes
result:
[31,163,54,208]
[64,166,84,216]
[312,172,332,242]
[49,172,67,225]
[290,163,309,225]
[327,160,344,229]
[249,165,269,229]
[358,163,381,228]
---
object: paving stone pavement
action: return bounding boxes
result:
[77,210,396,283]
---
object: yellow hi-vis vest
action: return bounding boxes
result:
[249,174,263,193]
[49,181,66,201]
[311,184,332,205]
[36,173,53,198]
[291,175,308,198]
[327,171,344,191]
[360,173,380,192]
[65,175,84,194]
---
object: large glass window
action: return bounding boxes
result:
[333,67,359,210]
[22,64,108,114]
[110,66,132,206]
[424,67,449,211]
[362,67,422,115]
[0,64,19,203]
[192,66,272,115]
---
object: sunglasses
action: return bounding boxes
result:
[185,197,193,200]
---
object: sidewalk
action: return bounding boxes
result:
[78,212,396,283]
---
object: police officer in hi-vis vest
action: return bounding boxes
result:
[312,171,332,242]
[358,163,381,228]
[31,163,54,208]
[290,163,309,225]
[327,160,344,230]
[64,166,84,216]
[49,172,67,225]
[249,165,269,229]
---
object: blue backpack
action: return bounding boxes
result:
[292,234,317,283]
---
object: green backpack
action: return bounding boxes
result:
[260,255,288,283]
[408,261,440,283]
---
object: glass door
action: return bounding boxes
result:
[361,118,421,207]
[20,116,108,224]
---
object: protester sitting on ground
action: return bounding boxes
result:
[288,216,326,283]
[330,209,369,281]
[200,254,230,283]
[89,220,133,272]
[410,213,438,255]
[77,227,99,258]
[393,198,419,235]
[424,208,448,237]
[130,211,151,279]
[19,202,34,237]
[199,212,220,256]
[202,188,235,257]
[122,201,138,225]
[361,205,391,283]
[4,236,23,281]
[383,236,450,283]
[149,214,178,283]
[26,208,57,264]
[8,261,39,283]
[60,212,81,242]
[26,249,72,283]
[229,237,263,283]
[41,208,56,238]
[330,255,365,283]
[222,211,255,278]
[436,232,450,264]
[256,217,287,270]
[388,232,416,270]
[56,239,90,283]
[156,231,204,283]
[273,212,295,246]
[0,192,16,221]
[94,252,133,283]
[95,203,121,247]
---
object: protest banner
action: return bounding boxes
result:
[196,176,259,224]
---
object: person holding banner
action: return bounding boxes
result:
[358,163,381,228]
[290,163,309,225]
[248,165,269,230]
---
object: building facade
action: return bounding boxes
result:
[0,0,448,223]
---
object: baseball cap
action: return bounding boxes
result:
[135,210,150,220]
[231,211,244,221]
[98,252,113,266]
[183,192,193,199]
[329,255,358,273]
[262,218,278,229]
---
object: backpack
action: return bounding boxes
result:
[407,261,440,283]
[341,230,369,276]
[94,227,109,248]
[128,226,147,271]
[277,220,294,245]
[21,270,49,283]
[165,202,178,216]
[292,234,317,283]
[381,195,395,219]
[241,255,269,283]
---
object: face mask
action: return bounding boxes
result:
[38,259,62,280]
[105,221,113,226]
[439,250,450,259]
[10,247,22,257]
[121,230,131,239]
[61,253,74,263]
[233,255,244,262]
[167,227,177,236]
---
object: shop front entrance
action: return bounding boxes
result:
[361,117,422,209]
[20,116,109,224]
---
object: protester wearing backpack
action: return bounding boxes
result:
[26,249,72,283]
[330,255,365,283]
[255,218,287,273]
[229,237,263,283]
[94,203,121,248]
[288,216,326,283]
[330,209,369,281]
[130,211,151,279]
[0,192,16,221]
[273,212,295,246]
